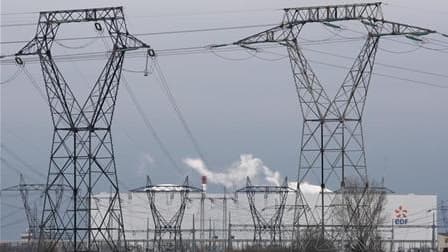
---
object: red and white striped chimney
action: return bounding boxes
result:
[201,175,207,192]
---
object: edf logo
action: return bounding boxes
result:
[394,205,408,225]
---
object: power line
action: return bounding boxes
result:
[0,22,36,28]
[0,7,279,23]
[0,144,47,179]
[54,37,99,49]
[0,37,364,64]
[153,60,212,169]
[384,2,448,16]
[121,77,185,176]
[0,217,26,228]
[0,201,24,209]
[2,42,447,91]
[251,47,448,89]
[300,47,448,79]
[307,59,448,89]
[2,10,447,54]
[22,66,48,101]
[0,23,279,45]
[0,66,23,85]
[0,11,39,16]
[98,29,185,178]
[378,44,423,54]
[0,157,25,176]
[0,210,22,220]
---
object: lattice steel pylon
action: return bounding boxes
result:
[229,2,437,248]
[131,176,202,252]
[1,174,66,241]
[15,7,150,252]
[236,177,291,247]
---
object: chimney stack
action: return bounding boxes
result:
[201,175,207,192]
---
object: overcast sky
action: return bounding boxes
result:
[1,0,447,240]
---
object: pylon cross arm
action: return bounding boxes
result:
[282,2,383,24]
[364,19,436,37]
[16,7,149,56]
[234,2,383,46]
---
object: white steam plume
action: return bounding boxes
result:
[183,154,281,188]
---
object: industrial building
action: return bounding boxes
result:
[91,182,438,251]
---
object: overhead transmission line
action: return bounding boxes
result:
[21,66,47,100]
[2,41,448,90]
[0,144,47,179]
[0,37,371,65]
[0,23,279,45]
[0,67,23,84]
[152,59,212,169]
[98,31,187,178]
[122,77,185,176]
[1,157,26,177]
[2,40,448,90]
[0,22,36,28]
[0,157,44,186]
[310,59,448,89]
[300,47,448,79]
[253,47,448,89]
[96,30,187,177]
[0,10,39,16]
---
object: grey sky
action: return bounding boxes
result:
[1,0,447,240]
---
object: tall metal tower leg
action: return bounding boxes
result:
[332,35,380,183]
[231,3,436,250]
[323,34,381,249]
[291,186,317,251]
[285,38,337,242]
[37,48,127,252]
[15,7,150,252]
[283,34,381,250]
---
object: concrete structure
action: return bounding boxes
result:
[439,233,448,252]
[92,183,438,251]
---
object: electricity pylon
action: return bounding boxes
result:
[1,174,68,241]
[236,177,291,247]
[15,7,150,251]
[229,2,436,248]
[1,175,56,241]
[131,176,203,252]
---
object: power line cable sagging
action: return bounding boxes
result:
[0,67,23,85]
[122,55,213,176]
[1,32,447,89]
[152,59,212,169]
[122,77,185,176]
[1,144,46,179]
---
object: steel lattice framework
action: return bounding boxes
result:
[1,174,67,241]
[229,2,436,248]
[15,7,150,252]
[236,177,292,246]
[131,176,202,252]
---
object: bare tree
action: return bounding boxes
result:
[334,178,387,252]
